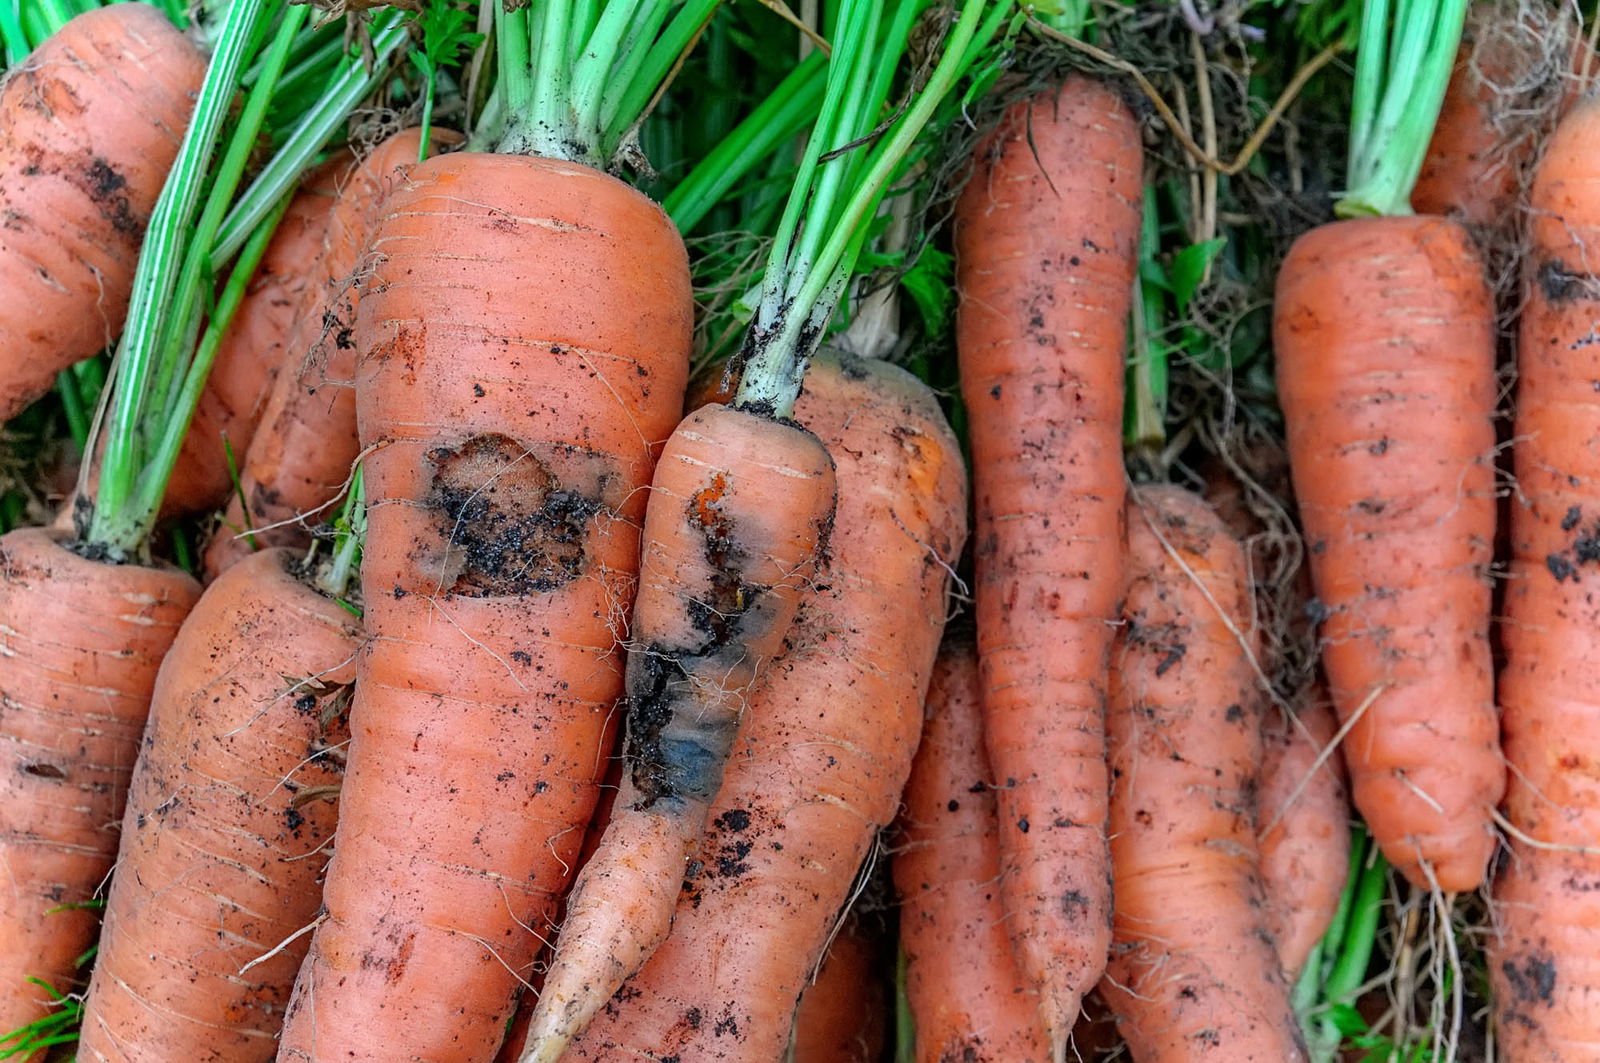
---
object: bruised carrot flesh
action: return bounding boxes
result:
[790,910,888,1063]
[895,635,1051,1063]
[203,127,459,579]
[1101,485,1307,1063]
[0,4,205,422]
[165,152,352,518]
[1491,97,1600,1060]
[76,547,354,1062]
[953,75,1142,1050]
[0,527,200,1033]
[565,352,967,1063]
[1274,214,1502,891]
[524,403,835,1060]
[1257,697,1349,980]
[275,152,691,1061]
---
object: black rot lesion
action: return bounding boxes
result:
[1539,259,1597,304]
[1545,505,1600,583]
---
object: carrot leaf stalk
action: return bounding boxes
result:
[86,4,400,559]
[1338,0,1469,218]
[317,464,365,610]
[732,0,995,420]
[1124,190,1167,466]
[1301,829,1389,1063]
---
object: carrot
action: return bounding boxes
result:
[202,126,458,578]
[0,528,200,1035]
[0,3,205,423]
[1273,0,1502,893]
[1489,94,1600,1059]
[1413,3,1584,228]
[519,6,992,1055]
[895,633,1051,1063]
[564,350,967,1063]
[790,910,889,1063]
[75,546,356,1062]
[1100,484,1306,1062]
[271,6,712,1052]
[953,74,1143,1053]
[1258,696,1350,981]
[165,150,352,518]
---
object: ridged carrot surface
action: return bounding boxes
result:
[0,4,204,422]
[1274,214,1502,891]
[954,75,1142,1050]
[275,152,691,1062]
[1492,96,1600,1061]
[565,352,966,1063]
[77,548,355,1062]
[0,528,200,1033]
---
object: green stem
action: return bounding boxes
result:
[212,10,409,265]
[569,0,643,152]
[33,0,77,37]
[598,0,719,153]
[0,1,27,65]
[1124,192,1166,456]
[1338,0,1467,216]
[735,0,992,418]
[1312,833,1389,1059]
[317,464,365,602]
[126,192,294,544]
[56,368,89,452]
[91,0,276,554]
[662,52,825,234]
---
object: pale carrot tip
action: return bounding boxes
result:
[1050,1026,1069,1063]
[516,1009,574,1063]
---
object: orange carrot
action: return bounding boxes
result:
[790,910,888,1063]
[203,127,457,578]
[954,74,1142,1052]
[1258,697,1350,980]
[1274,214,1503,891]
[165,152,352,517]
[0,528,200,1034]
[273,152,692,1061]
[526,403,835,1057]
[0,4,205,421]
[896,633,1051,1063]
[1413,4,1584,228]
[565,352,967,1063]
[1100,485,1306,1062]
[75,547,355,1062]
[1490,95,1600,1059]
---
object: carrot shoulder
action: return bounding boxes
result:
[1274,214,1502,891]
[954,74,1142,1051]
[204,127,457,579]
[1100,485,1306,1062]
[274,152,691,1062]
[0,528,200,1034]
[0,4,205,422]
[1491,95,1600,1060]
[895,634,1051,1063]
[566,352,967,1063]
[76,548,355,1062]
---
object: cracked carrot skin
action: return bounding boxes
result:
[566,352,967,1063]
[76,548,355,1062]
[896,635,1051,1063]
[0,527,200,1034]
[526,402,836,1059]
[0,4,205,422]
[204,128,460,580]
[275,152,691,1063]
[1273,214,1502,892]
[1101,485,1307,1063]
[1492,97,1600,1062]
[954,75,1142,1049]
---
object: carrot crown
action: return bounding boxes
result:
[485,0,722,167]
[1337,0,1468,217]
[87,3,409,559]
[731,0,1003,420]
